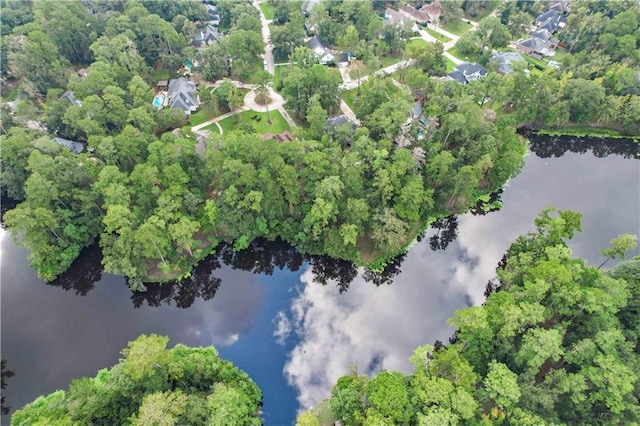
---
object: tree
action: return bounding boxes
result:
[253,70,273,123]
[476,16,511,50]
[305,94,328,139]
[12,335,263,425]
[562,78,606,122]
[598,234,638,269]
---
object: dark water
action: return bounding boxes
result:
[1,135,639,424]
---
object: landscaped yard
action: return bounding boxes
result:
[213,110,290,135]
[439,20,473,36]
[380,54,402,68]
[463,0,499,21]
[342,88,358,112]
[445,57,457,73]
[259,2,275,20]
[189,108,216,127]
[447,46,479,63]
[152,68,170,82]
[424,28,451,43]
[407,38,429,49]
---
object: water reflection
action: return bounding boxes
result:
[523,130,639,159]
[1,360,14,416]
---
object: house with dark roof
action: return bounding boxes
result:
[306,36,335,64]
[205,4,220,25]
[193,25,222,48]
[535,9,566,34]
[167,77,199,115]
[60,91,82,106]
[447,62,487,84]
[490,52,526,74]
[53,137,84,154]
[338,52,356,68]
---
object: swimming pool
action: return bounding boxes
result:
[152,93,165,108]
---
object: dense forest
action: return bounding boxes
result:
[0,0,526,284]
[299,209,640,425]
[1,0,638,284]
[10,335,262,425]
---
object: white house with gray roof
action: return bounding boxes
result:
[490,52,526,75]
[167,77,199,115]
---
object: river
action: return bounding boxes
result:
[1,135,638,424]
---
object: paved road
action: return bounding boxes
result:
[254,0,275,75]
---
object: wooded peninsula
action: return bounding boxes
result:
[1,0,638,286]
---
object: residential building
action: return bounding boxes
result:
[167,77,199,115]
[516,37,555,59]
[420,1,443,24]
[447,62,487,83]
[193,25,222,48]
[53,137,84,154]
[306,36,335,64]
[387,7,420,31]
[535,9,566,34]
[399,5,428,24]
[490,52,526,74]
[60,91,82,106]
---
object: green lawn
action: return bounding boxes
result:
[447,46,479,63]
[424,28,451,43]
[273,65,288,90]
[445,57,456,73]
[407,38,429,49]
[217,110,290,135]
[440,20,473,36]
[380,54,402,68]
[189,108,217,127]
[152,68,170,82]
[342,88,358,113]
[259,2,275,20]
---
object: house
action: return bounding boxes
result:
[193,25,222,48]
[410,101,426,125]
[490,52,526,74]
[60,91,82,106]
[205,4,220,25]
[261,131,295,142]
[167,77,199,115]
[306,36,335,64]
[338,52,356,68]
[420,1,443,24]
[535,9,566,34]
[399,5,428,24]
[326,115,357,130]
[447,62,487,83]
[53,137,84,154]
[382,7,418,31]
[516,37,555,59]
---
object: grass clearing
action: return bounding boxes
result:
[189,109,216,127]
[342,88,359,113]
[380,54,402,68]
[424,28,451,43]
[407,38,429,49]
[440,20,473,36]
[259,2,275,20]
[464,0,499,21]
[447,46,480,63]
[445,57,457,73]
[152,69,170,82]
[217,109,290,135]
